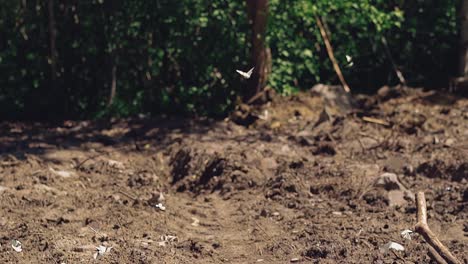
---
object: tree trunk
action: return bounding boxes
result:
[245,0,271,101]
[459,0,468,77]
[107,62,117,107]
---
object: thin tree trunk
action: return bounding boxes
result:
[108,61,117,107]
[459,0,468,77]
[315,16,351,93]
[48,0,57,85]
[451,0,468,91]
[245,0,271,101]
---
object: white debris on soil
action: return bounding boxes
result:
[93,245,112,259]
[158,235,178,247]
[157,192,165,202]
[155,203,166,211]
[11,239,22,252]
[191,217,200,227]
[107,159,125,170]
[401,229,414,240]
[379,241,405,254]
[49,167,75,178]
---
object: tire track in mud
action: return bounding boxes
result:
[165,193,258,263]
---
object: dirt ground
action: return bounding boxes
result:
[0,86,467,263]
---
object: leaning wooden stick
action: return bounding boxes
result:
[315,16,351,93]
[414,192,462,264]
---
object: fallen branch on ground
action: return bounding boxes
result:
[414,192,462,264]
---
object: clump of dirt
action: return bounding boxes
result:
[0,86,467,263]
[169,147,264,195]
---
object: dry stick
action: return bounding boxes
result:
[315,16,351,93]
[74,153,105,169]
[381,36,406,85]
[253,221,289,254]
[362,116,390,126]
[107,63,117,107]
[247,86,272,105]
[428,247,449,264]
[118,189,138,201]
[415,192,462,264]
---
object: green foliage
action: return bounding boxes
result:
[268,0,404,93]
[0,0,460,119]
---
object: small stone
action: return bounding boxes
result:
[374,173,414,206]
[444,138,455,146]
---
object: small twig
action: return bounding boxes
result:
[315,16,351,93]
[247,86,272,105]
[118,190,138,201]
[391,250,406,263]
[414,192,462,264]
[381,36,406,85]
[75,154,104,169]
[362,116,390,126]
[357,138,367,152]
[253,221,289,254]
[326,132,336,144]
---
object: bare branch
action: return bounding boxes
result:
[414,192,462,264]
[315,16,351,93]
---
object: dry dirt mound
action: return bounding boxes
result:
[0,87,467,263]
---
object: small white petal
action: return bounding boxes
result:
[94,245,112,259]
[155,203,166,211]
[11,240,22,252]
[191,217,200,227]
[49,167,75,178]
[401,229,414,240]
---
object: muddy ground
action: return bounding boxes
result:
[0,86,467,263]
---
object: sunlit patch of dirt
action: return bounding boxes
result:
[0,86,466,263]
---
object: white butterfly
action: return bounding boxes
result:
[345,55,354,67]
[236,67,254,79]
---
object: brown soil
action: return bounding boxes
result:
[0,87,467,263]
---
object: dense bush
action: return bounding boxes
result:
[0,0,459,119]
